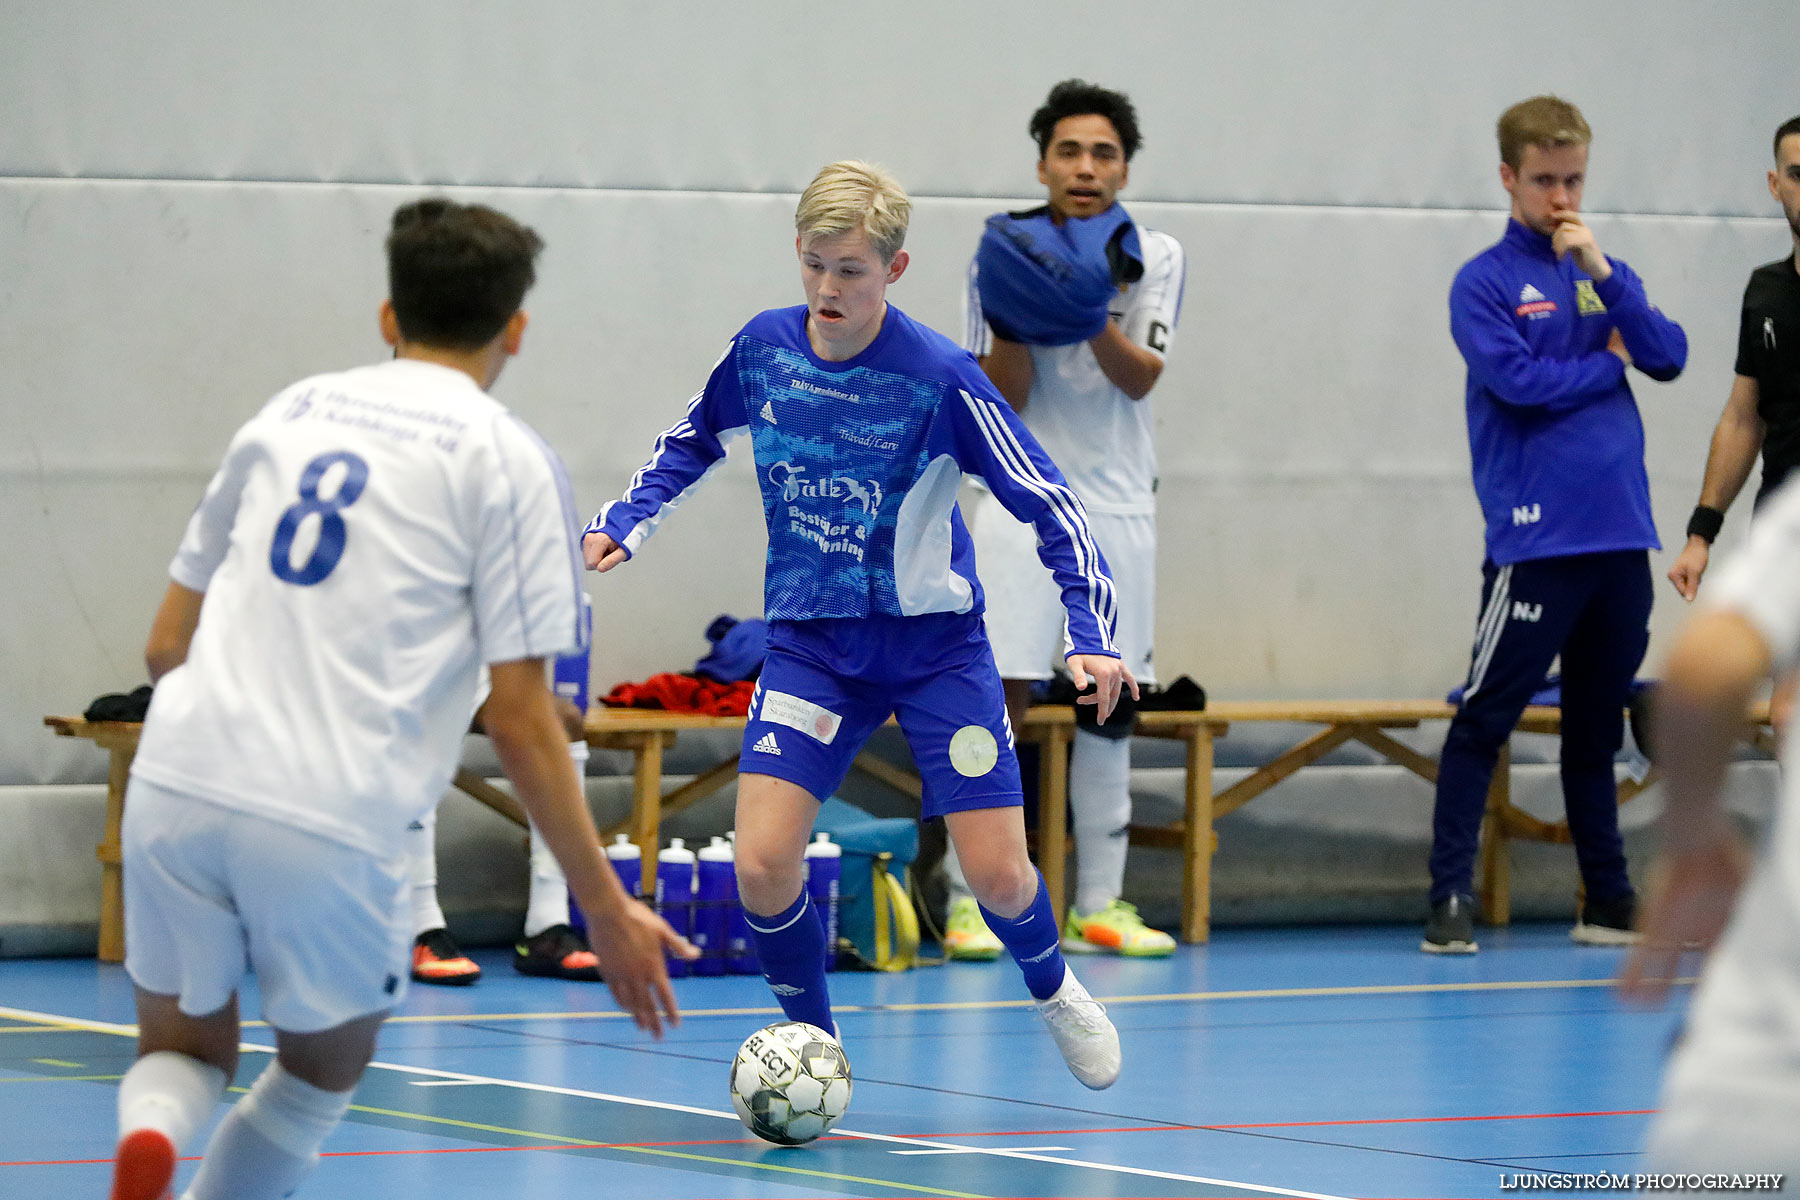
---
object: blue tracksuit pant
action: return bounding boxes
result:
[1428,550,1651,905]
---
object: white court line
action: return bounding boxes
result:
[0,1003,1352,1200]
[892,1145,1072,1155]
[409,1079,490,1087]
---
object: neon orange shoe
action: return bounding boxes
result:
[412,928,482,985]
[1060,900,1176,957]
[110,1127,176,1200]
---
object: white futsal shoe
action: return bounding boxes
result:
[1035,965,1121,1089]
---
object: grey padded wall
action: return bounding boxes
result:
[5,1,1796,788]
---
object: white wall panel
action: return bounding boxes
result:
[6,1,1798,796]
[3,2,1792,214]
[5,176,1787,787]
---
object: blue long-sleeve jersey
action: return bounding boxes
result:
[589,304,1119,659]
[1450,220,1687,565]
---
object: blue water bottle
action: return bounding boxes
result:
[604,834,642,898]
[693,837,734,977]
[724,831,759,974]
[803,832,842,973]
[655,838,697,978]
[573,833,641,942]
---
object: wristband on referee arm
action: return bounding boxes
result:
[1686,505,1724,544]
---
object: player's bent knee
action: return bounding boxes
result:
[734,855,805,916]
[238,1062,356,1158]
[961,856,1037,917]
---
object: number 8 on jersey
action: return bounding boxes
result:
[270,451,370,586]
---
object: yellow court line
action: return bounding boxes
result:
[32,1058,82,1068]
[337,975,1693,1027]
[0,1074,123,1083]
[337,1099,987,1198]
[0,1025,83,1034]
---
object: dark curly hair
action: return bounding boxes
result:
[1029,79,1141,162]
[1777,115,1800,161]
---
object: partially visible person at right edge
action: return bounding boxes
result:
[1620,477,1800,1179]
[1664,115,1800,733]
[1423,95,1688,954]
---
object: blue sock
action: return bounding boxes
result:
[980,872,1066,1000]
[745,889,834,1033]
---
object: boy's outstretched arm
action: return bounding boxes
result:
[483,657,696,1034]
[584,343,750,565]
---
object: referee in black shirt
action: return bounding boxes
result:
[1669,114,1800,600]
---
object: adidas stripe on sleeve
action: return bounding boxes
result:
[950,385,1118,658]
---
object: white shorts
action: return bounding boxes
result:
[123,777,413,1033]
[970,491,1156,685]
[1646,862,1800,1176]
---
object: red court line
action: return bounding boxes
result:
[1,1140,757,1168]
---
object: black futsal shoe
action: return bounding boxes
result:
[1571,892,1641,946]
[514,923,604,981]
[1421,893,1479,954]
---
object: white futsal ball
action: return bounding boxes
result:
[729,1021,852,1145]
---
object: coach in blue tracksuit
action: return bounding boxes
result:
[1423,96,1688,954]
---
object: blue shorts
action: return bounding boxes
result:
[742,611,1022,819]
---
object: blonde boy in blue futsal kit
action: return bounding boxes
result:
[585,161,1133,1089]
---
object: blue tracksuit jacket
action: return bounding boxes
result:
[1449,220,1687,565]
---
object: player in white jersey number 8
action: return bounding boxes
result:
[107,199,693,1200]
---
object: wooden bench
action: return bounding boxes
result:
[1120,699,1775,943]
[587,702,1705,945]
[46,698,1778,961]
[44,716,532,963]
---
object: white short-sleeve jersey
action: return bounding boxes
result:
[1703,478,1800,890]
[131,358,587,859]
[963,224,1184,515]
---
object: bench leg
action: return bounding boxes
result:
[1476,743,1512,926]
[97,746,129,964]
[630,735,666,899]
[1180,724,1214,944]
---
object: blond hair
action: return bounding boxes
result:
[795,160,911,263]
[1497,96,1592,170]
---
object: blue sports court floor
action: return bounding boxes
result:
[0,923,1689,1199]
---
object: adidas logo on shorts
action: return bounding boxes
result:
[753,732,782,756]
